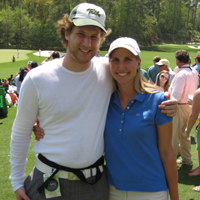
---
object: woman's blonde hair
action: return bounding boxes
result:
[157,70,170,92]
[110,55,163,94]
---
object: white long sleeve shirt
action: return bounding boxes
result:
[10,57,113,191]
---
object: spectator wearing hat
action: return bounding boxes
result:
[27,61,33,71]
[155,59,175,85]
[7,89,18,105]
[148,56,161,83]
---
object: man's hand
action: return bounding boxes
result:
[33,120,44,141]
[15,187,30,200]
[185,133,191,141]
[158,92,178,117]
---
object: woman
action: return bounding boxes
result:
[185,88,200,192]
[156,70,170,91]
[105,37,178,200]
[33,38,179,200]
[15,67,28,96]
[2,78,9,90]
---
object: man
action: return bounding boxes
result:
[29,61,38,70]
[148,56,160,83]
[141,69,149,80]
[10,3,177,200]
[155,58,176,85]
[169,50,198,166]
[8,74,13,84]
[41,51,60,65]
[27,61,33,71]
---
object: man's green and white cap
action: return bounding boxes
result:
[69,3,107,33]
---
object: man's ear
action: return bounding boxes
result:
[65,31,69,40]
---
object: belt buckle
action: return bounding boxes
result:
[68,172,80,180]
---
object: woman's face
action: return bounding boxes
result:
[159,73,169,84]
[109,48,141,88]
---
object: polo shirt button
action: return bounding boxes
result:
[131,101,133,103]
[119,129,122,132]
[121,121,123,123]
[122,113,124,115]
[127,107,130,109]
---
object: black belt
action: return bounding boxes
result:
[38,154,104,193]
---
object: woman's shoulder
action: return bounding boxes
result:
[145,91,166,102]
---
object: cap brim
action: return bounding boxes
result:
[73,19,107,33]
[155,61,163,65]
[108,45,139,57]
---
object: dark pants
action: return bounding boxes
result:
[24,167,109,200]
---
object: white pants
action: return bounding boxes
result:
[109,184,168,200]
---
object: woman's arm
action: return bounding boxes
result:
[185,89,200,139]
[157,122,179,200]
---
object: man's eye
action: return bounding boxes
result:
[78,33,84,36]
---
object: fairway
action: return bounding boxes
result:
[0,49,46,79]
[0,49,33,63]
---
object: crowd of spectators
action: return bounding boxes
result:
[1,51,61,109]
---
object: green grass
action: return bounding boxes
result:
[0,106,36,200]
[0,50,46,79]
[1,47,200,199]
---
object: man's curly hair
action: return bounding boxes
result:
[175,50,190,63]
[57,14,111,48]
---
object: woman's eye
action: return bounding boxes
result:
[125,57,131,61]
[112,58,119,62]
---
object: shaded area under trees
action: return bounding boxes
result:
[1,0,200,49]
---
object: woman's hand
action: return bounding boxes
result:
[33,120,44,141]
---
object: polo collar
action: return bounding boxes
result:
[112,91,145,105]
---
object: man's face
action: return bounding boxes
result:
[176,58,181,67]
[65,25,103,69]
[158,65,168,72]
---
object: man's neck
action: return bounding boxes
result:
[62,54,91,72]
[178,63,189,68]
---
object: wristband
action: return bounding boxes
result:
[185,128,190,134]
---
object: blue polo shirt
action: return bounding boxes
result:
[105,91,173,192]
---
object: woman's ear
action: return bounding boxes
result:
[137,58,141,69]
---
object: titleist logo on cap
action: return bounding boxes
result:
[87,9,101,17]
[69,3,107,33]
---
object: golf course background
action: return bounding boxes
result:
[1,45,200,199]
